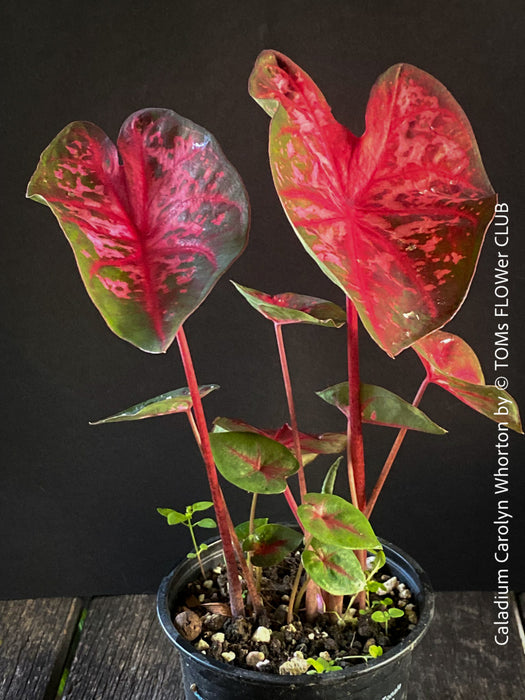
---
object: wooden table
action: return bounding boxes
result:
[1,592,524,699]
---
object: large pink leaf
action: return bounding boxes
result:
[27,109,249,353]
[249,52,496,356]
[414,331,522,433]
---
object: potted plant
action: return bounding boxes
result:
[27,50,521,699]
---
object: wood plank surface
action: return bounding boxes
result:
[409,591,525,699]
[61,594,183,700]
[0,597,82,700]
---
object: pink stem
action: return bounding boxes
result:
[365,376,430,518]
[274,323,307,501]
[176,326,245,618]
[284,485,305,533]
[346,298,366,511]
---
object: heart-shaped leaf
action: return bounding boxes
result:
[208,432,299,494]
[90,384,219,424]
[414,331,522,433]
[298,493,380,550]
[250,52,496,356]
[212,417,346,462]
[27,109,249,353]
[243,524,303,567]
[235,518,269,543]
[232,282,345,327]
[302,538,366,595]
[317,383,446,434]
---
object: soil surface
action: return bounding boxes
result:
[174,551,419,676]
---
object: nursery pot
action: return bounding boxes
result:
[157,538,434,700]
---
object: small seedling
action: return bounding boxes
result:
[158,501,217,577]
[337,644,383,663]
[371,606,404,634]
[306,656,343,674]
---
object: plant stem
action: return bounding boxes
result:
[346,298,366,511]
[274,323,307,501]
[186,409,201,447]
[176,326,245,618]
[187,520,206,579]
[287,560,304,624]
[284,485,304,532]
[365,376,430,519]
[249,492,258,536]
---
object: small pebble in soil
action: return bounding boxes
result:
[246,651,265,667]
[252,626,272,643]
[174,610,201,641]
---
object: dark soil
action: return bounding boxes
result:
[173,551,419,676]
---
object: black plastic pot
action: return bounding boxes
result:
[157,538,434,700]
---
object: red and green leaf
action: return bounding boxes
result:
[317,383,446,434]
[302,538,366,595]
[298,493,380,550]
[90,384,219,424]
[232,282,345,327]
[242,524,303,567]
[414,331,522,433]
[249,51,496,356]
[27,109,249,353]
[212,417,346,463]
[208,431,299,494]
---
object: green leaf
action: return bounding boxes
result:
[157,508,188,525]
[186,552,197,559]
[367,548,386,581]
[414,331,523,434]
[242,524,303,567]
[232,282,346,327]
[389,608,404,619]
[90,385,219,424]
[195,518,217,529]
[369,645,383,658]
[235,518,269,543]
[212,417,346,463]
[209,432,299,494]
[298,493,380,550]
[302,539,366,595]
[321,456,342,495]
[371,610,387,623]
[191,501,214,512]
[317,382,446,434]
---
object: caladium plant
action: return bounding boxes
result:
[28,51,521,660]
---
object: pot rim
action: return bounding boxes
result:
[157,537,434,687]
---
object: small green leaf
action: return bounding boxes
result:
[321,457,342,495]
[191,501,214,512]
[367,549,386,581]
[243,524,303,567]
[209,432,299,494]
[371,610,387,623]
[195,518,217,529]
[157,508,187,525]
[186,552,197,559]
[235,518,269,543]
[369,645,383,658]
[232,282,346,327]
[302,539,366,595]
[199,543,209,552]
[389,608,404,618]
[298,493,381,550]
[90,385,219,424]
[317,382,446,434]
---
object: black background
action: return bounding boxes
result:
[2,0,524,598]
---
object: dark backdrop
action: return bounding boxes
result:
[2,0,524,597]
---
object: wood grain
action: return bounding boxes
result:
[61,594,183,700]
[409,591,525,699]
[0,597,82,700]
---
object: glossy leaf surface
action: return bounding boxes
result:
[27,109,249,353]
[90,385,219,424]
[250,51,496,356]
[213,417,346,462]
[414,331,522,433]
[243,524,303,567]
[235,518,269,543]
[317,383,446,433]
[208,432,299,494]
[302,539,366,595]
[233,282,345,327]
[298,493,380,550]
